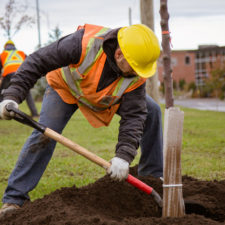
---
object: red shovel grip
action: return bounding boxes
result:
[126,174,153,195]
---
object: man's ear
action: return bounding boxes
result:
[114,48,123,61]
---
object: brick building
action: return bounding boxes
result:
[157,45,225,88]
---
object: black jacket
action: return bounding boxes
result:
[3,27,147,163]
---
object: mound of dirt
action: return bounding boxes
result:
[0,166,224,225]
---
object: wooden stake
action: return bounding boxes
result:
[162,107,185,217]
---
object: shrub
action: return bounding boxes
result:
[204,67,225,99]
[179,79,186,90]
[31,77,47,101]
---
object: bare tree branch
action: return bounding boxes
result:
[12,15,35,38]
[0,0,35,39]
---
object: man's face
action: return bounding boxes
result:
[114,48,138,77]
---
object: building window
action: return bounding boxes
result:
[209,61,213,69]
[171,57,177,66]
[185,56,190,65]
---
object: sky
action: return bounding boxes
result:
[0,0,225,54]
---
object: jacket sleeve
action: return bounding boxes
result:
[116,83,147,163]
[3,29,84,103]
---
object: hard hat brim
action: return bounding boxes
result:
[133,61,157,78]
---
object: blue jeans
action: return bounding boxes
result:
[138,95,163,177]
[2,85,163,206]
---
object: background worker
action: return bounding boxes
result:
[0,40,39,117]
[0,24,163,215]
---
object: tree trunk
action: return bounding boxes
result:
[140,0,160,104]
[160,0,185,217]
[159,0,174,108]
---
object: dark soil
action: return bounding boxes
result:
[0,166,225,225]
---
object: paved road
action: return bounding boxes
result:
[160,98,225,112]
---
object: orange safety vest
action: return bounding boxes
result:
[0,50,26,77]
[47,24,146,128]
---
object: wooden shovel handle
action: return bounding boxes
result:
[45,128,156,196]
[45,127,111,169]
[46,127,155,195]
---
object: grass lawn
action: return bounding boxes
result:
[0,101,224,207]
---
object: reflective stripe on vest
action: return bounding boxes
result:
[78,28,111,75]
[62,64,135,112]
[61,25,138,112]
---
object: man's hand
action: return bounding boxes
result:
[107,157,129,181]
[0,100,18,120]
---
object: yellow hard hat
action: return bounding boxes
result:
[118,24,160,78]
[4,40,15,48]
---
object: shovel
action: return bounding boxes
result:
[6,104,163,207]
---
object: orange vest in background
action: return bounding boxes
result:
[0,50,26,77]
[47,24,146,128]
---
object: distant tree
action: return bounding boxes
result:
[140,0,160,104]
[47,25,63,44]
[204,67,225,99]
[178,79,186,91]
[0,0,34,39]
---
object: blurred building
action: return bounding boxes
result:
[158,45,225,88]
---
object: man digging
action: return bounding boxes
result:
[0,24,163,216]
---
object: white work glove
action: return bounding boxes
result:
[107,157,129,181]
[0,100,18,120]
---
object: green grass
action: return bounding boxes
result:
[0,102,225,207]
[179,107,225,180]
